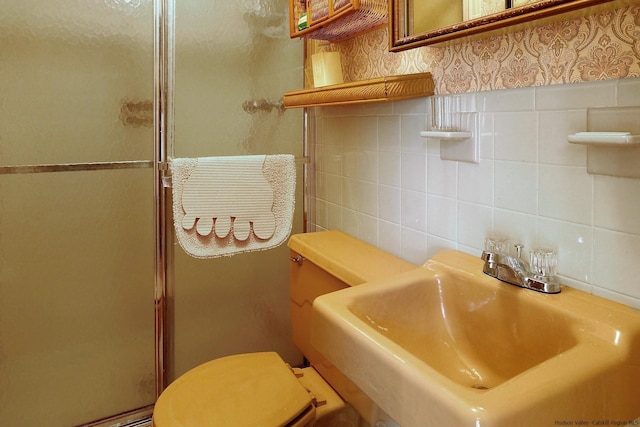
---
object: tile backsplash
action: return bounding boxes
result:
[309,77,640,309]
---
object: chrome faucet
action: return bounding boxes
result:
[481,240,561,294]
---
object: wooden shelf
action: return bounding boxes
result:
[283,72,435,108]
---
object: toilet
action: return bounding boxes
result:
[152,230,415,427]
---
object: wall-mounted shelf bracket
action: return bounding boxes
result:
[568,132,640,146]
[568,107,640,179]
[420,113,478,163]
[420,131,473,140]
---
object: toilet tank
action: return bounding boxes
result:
[288,230,416,365]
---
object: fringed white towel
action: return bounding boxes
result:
[171,155,296,258]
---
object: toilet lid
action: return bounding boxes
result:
[153,352,314,427]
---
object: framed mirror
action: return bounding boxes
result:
[390,0,620,51]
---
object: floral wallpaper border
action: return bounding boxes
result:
[331,4,640,94]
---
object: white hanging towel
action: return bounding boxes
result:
[170,154,296,258]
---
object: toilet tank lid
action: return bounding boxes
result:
[288,231,416,286]
[153,352,313,427]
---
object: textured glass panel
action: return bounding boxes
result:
[0,0,153,166]
[0,170,154,426]
[173,0,305,377]
[0,1,154,425]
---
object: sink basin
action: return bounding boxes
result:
[312,250,640,427]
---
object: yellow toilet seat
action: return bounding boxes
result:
[152,352,316,427]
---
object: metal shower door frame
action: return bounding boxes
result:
[153,0,175,400]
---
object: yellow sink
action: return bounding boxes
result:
[311,250,640,427]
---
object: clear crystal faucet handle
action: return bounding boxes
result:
[514,243,524,259]
[530,248,558,278]
[485,237,510,254]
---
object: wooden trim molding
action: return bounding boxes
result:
[283,72,435,108]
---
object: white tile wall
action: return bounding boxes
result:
[310,77,640,309]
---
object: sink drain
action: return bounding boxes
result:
[471,384,490,390]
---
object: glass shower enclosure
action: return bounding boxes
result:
[170,0,305,380]
[0,0,303,425]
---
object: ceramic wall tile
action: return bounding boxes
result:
[593,228,640,299]
[323,173,342,205]
[401,115,428,153]
[315,198,328,229]
[326,201,343,230]
[493,208,539,250]
[401,152,427,193]
[617,78,640,106]
[342,177,358,210]
[357,213,378,246]
[539,164,593,225]
[426,154,458,197]
[378,220,402,258]
[494,160,537,214]
[358,150,378,183]
[478,113,495,160]
[426,234,457,259]
[401,227,429,265]
[457,201,494,251]
[458,159,494,206]
[494,112,538,162]
[358,116,379,151]
[401,189,427,232]
[427,195,457,240]
[538,110,587,167]
[536,81,617,110]
[594,175,640,235]
[538,217,593,284]
[358,180,379,216]
[393,97,429,115]
[377,116,401,151]
[342,208,359,237]
[378,185,402,223]
[378,151,401,187]
[478,88,536,113]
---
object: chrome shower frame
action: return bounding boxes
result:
[150,0,310,420]
[153,0,175,398]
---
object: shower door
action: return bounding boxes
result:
[0,1,155,426]
[171,0,305,378]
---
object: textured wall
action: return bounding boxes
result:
[332,4,640,93]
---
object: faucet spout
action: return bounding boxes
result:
[481,244,561,294]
